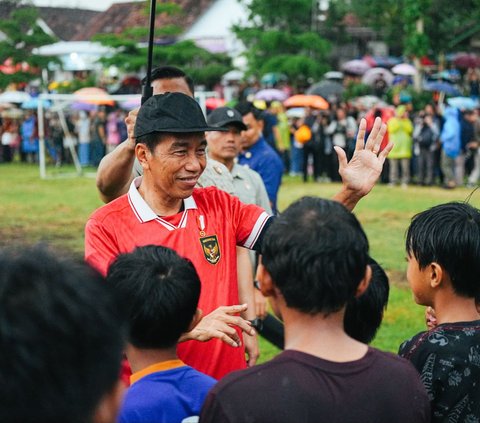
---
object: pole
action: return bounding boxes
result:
[141,0,157,105]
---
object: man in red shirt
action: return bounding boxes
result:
[86,92,391,379]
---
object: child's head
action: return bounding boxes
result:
[261,197,370,315]
[406,202,480,302]
[107,245,201,349]
[0,247,126,423]
[344,257,390,344]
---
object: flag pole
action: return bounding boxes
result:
[141,0,157,105]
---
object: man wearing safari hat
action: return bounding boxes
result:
[85,92,392,380]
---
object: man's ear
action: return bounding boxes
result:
[93,379,125,423]
[135,143,151,170]
[256,262,275,297]
[355,265,372,298]
[429,262,444,289]
[187,308,203,332]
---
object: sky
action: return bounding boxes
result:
[31,0,142,11]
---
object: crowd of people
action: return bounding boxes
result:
[2,66,480,192]
[0,107,128,167]
[0,66,479,423]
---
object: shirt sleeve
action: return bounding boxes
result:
[84,217,120,277]
[199,390,232,423]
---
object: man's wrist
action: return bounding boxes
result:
[333,186,362,212]
[248,318,263,331]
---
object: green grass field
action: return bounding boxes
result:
[1,163,478,362]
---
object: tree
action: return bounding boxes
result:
[0,1,58,89]
[233,0,331,87]
[94,1,231,89]
[346,0,480,57]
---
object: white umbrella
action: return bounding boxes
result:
[324,71,344,80]
[362,68,394,86]
[0,91,31,103]
[221,70,244,83]
[391,63,417,76]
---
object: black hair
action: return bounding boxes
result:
[235,101,264,121]
[262,197,369,314]
[0,247,125,423]
[107,245,201,349]
[143,65,195,95]
[344,257,390,344]
[406,201,480,299]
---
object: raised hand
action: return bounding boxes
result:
[333,117,393,211]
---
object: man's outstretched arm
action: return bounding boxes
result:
[96,108,139,203]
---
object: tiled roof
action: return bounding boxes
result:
[0,2,100,41]
[38,7,101,41]
[71,0,214,41]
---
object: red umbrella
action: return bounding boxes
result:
[205,97,226,110]
[453,53,480,69]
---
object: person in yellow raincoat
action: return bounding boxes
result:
[387,105,413,186]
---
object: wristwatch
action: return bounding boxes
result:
[248,318,263,331]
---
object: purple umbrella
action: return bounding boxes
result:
[71,102,98,111]
[254,89,288,102]
[362,67,394,86]
[341,59,371,76]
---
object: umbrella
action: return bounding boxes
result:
[447,97,479,110]
[285,107,305,118]
[0,91,31,104]
[391,63,417,76]
[341,59,371,76]
[254,88,288,102]
[306,81,344,101]
[119,96,141,110]
[350,95,388,109]
[284,94,329,110]
[21,98,52,109]
[453,53,480,69]
[423,81,460,96]
[362,67,394,86]
[205,97,226,109]
[222,69,244,83]
[70,102,98,111]
[73,87,114,106]
[323,71,344,80]
[260,72,288,87]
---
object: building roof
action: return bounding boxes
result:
[38,7,101,41]
[0,2,100,41]
[71,0,214,42]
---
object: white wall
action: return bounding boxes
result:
[182,0,249,67]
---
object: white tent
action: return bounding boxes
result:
[33,41,114,71]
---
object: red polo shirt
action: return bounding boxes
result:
[85,177,269,379]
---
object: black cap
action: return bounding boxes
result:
[134,92,227,138]
[207,107,247,130]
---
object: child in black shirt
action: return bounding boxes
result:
[399,202,480,423]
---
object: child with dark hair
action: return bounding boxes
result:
[107,245,216,423]
[200,197,430,423]
[0,247,126,423]
[399,202,480,423]
[344,257,390,344]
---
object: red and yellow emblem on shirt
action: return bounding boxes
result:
[200,235,221,265]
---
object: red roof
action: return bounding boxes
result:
[72,0,214,42]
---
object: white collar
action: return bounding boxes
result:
[128,176,197,223]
